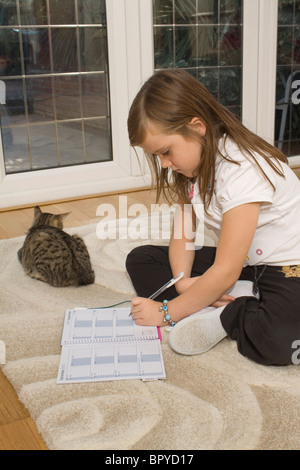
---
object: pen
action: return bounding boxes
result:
[129,272,184,316]
[148,271,184,299]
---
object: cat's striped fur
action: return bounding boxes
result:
[18,206,95,287]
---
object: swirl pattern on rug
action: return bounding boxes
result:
[1,214,300,450]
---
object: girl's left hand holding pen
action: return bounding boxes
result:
[130,297,164,327]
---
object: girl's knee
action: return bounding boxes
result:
[125,245,152,272]
[126,247,140,272]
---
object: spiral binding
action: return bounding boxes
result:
[64,335,159,345]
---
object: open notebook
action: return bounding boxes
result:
[57,307,166,384]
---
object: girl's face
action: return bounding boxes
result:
[140,120,206,178]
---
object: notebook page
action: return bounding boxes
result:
[61,308,159,345]
[57,339,166,383]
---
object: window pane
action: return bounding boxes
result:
[153,0,243,116]
[51,28,78,73]
[153,0,173,24]
[154,27,174,68]
[30,123,58,170]
[78,0,106,24]
[275,0,300,157]
[26,77,54,123]
[220,0,242,24]
[2,125,30,173]
[23,29,50,74]
[4,79,26,124]
[54,76,81,119]
[20,0,48,25]
[49,0,76,25]
[84,118,112,163]
[79,27,108,72]
[0,0,112,175]
[0,29,22,76]
[174,0,197,24]
[197,25,218,66]
[82,74,109,118]
[57,121,84,166]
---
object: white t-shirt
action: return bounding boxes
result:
[191,136,300,266]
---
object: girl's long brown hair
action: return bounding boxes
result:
[127,69,288,209]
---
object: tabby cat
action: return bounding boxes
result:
[18,206,95,287]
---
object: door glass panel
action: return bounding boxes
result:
[275,0,300,157]
[153,0,243,117]
[0,0,112,175]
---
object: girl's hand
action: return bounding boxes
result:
[131,297,165,326]
[210,294,235,308]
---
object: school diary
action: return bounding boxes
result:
[57,307,166,384]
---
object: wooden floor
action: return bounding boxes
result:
[0,188,158,450]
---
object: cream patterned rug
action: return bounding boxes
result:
[1,212,300,450]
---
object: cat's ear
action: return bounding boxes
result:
[33,206,42,222]
[53,212,70,228]
[59,212,70,222]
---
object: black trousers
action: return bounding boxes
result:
[126,245,300,366]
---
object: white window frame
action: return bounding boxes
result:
[243,0,278,144]
[0,0,298,209]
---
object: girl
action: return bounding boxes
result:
[126,69,300,366]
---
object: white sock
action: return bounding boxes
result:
[226,280,258,299]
